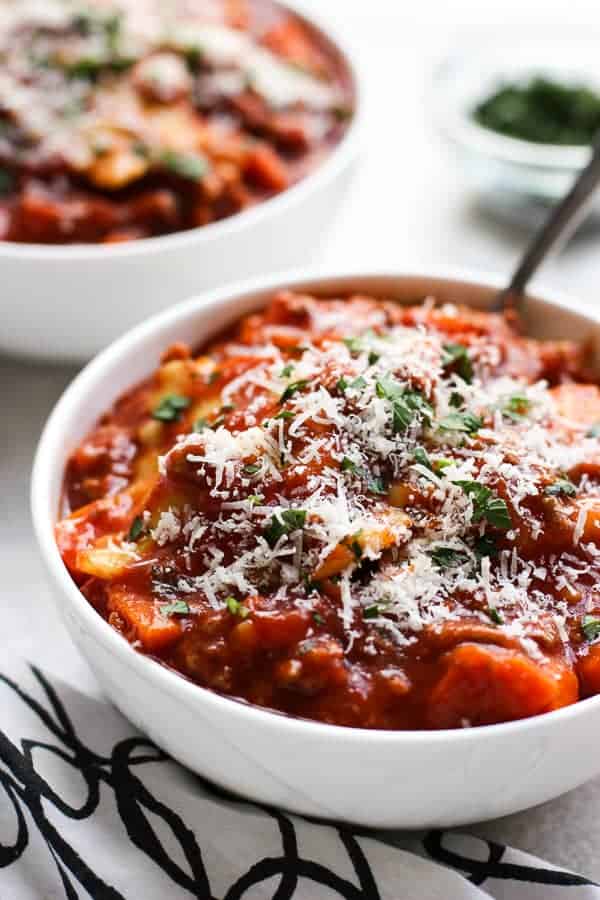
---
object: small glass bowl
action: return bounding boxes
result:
[431,34,600,227]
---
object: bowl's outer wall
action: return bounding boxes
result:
[33,271,600,828]
[1,164,354,361]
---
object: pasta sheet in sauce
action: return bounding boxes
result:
[58,292,600,729]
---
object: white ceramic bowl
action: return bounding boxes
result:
[31,268,600,829]
[1,2,364,363]
[432,34,600,229]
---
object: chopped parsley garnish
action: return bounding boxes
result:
[264,509,307,547]
[193,417,208,432]
[429,547,469,568]
[160,600,190,617]
[225,596,249,619]
[434,458,453,472]
[474,534,498,558]
[413,446,432,470]
[449,391,464,409]
[161,150,207,180]
[582,615,600,642]
[242,462,262,476]
[0,168,14,195]
[350,375,367,391]
[337,376,349,392]
[247,494,264,506]
[503,393,531,422]
[487,606,504,625]
[341,456,357,472]
[343,336,363,354]
[375,376,433,433]
[442,343,473,383]
[439,411,483,434]
[350,532,363,559]
[281,364,295,377]
[368,351,380,365]
[275,410,294,420]
[280,379,309,403]
[127,515,144,542]
[363,604,380,620]
[545,479,577,497]
[131,141,150,159]
[367,476,387,495]
[152,393,191,422]
[312,611,325,625]
[456,481,512,529]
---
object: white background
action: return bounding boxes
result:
[4,0,600,883]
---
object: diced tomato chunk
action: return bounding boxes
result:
[108,588,183,653]
[577,645,600,697]
[427,643,578,729]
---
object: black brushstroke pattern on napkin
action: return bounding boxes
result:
[0,665,595,898]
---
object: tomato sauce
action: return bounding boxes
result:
[57,292,600,729]
[0,1,353,244]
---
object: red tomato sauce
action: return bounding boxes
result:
[0,1,353,244]
[58,292,600,729]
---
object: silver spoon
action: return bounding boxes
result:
[493,130,600,316]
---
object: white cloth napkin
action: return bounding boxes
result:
[0,655,597,900]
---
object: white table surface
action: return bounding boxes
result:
[4,0,600,883]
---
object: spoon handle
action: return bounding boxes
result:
[494,130,600,314]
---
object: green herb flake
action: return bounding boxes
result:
[582,615,600,642]
[152,393,191,423]
[280,364,295,378]
[487,606,504,625]
[545,479,577,498]
[363,604,380,620]
[442,343,473,383]
[225,596,249,619]
[350,532,363,559]
[343,336,363,354]
[312,611,325,625]
[434,458,453,472]
[429,547,469,568]
[0,168,15,195]
[350,376,367,391]
[503,393,532,422]
[280,379,309,403]
[337,376,349,393]
[275,410,294,420]
[208,371,221,384]
[375,375,433,433]
[439,411,483,434]
[367,476,387,496]
[413,446,432,470]
[160,600,190,617]
[247,494,264,506]
[264,509,307,547]
[161,150,208,181]
[242,462,262,476]
[127,515,144,542]
[341,456,357,473]
[474,535,498,558]
[455,480,511,529]
[368,351,380,365]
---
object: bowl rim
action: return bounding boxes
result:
[0,0,365,261]
[31,265,600,746]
